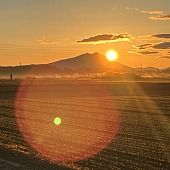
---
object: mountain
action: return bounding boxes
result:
[48,52,132,71]
[161,67,170,73]
[161,67,170,71]
[134,67,159,72]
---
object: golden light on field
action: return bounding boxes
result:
[54,117,61,125]
[106,50,117,61]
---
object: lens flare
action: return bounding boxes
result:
[15,67,120,162]
[54,117,61,125]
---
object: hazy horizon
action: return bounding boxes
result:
[1,52,170,69]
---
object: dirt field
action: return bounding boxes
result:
[0,78,170,169]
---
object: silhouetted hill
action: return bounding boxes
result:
[162,67,170,73]
[0,65,62,77]
[49,52,132,71]
[1,53,169,78]
[0,66,33,76]
[134,67,159,72]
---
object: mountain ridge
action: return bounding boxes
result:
[48,52,132,71]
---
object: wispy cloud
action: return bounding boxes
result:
[62,38,69,41]
[126,7,164,15]
[140,11,164,15]
[149,15,170,20]
[153,42,170,49]
[37,37,46,42]
[126,7,139,11]
[50,42,58,45]
[40,42,49,45]
[126,7,169,20]
[76,33,134,44]
[134,43,153,50]
[128,32,170,59]
[131,42,170,50]
[128,50,158,56]
[137,34,170,42]
[37,37,58,45]
[113,5,116,11]
[129,41,170,58]
[137,35,153,42]
[151,34,170,39]
[140,51,159,55]
[158,56,170,59]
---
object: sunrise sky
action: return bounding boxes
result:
[1,0,170,68]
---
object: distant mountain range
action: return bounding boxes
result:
[48,52,170,71]
[48,52,132,71]
[0,52,170,77]
[134,67,159,72]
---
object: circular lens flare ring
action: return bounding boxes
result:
[106,50,117,61]
[15,76,120,162]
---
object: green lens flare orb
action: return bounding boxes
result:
[54,117,61,125]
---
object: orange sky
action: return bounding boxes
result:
[0,0,170,68]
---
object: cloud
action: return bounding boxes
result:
[125,8,164,15]
[140,11,164,14]
[37,37,58,45]
[129,41,170,58]
[130,34,170,58]
[137,35,153,42]
[149,15,170,20]
[37,37,46,42]
[153,42,170,49]
[132,42,170,50]
[137,34,170,42]
[151,34,170,39]
[76,33,134,44]
[126,7,139,11]
[40,42,49,45]
[159,56,170,59]
[51,42,58,45]
[62,38,69,41]
[113,5,116,11]
[125,7,169,20]
[134,43,153,49]
[140,51,158,55]
[40,41,58,45]
[128,50,158,55]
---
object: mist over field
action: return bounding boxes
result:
[1,52,170,81]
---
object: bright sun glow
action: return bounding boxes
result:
[106,50,117,61]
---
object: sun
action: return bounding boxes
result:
[106,50,117,61]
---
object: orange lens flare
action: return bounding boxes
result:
[15,67,120,162]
